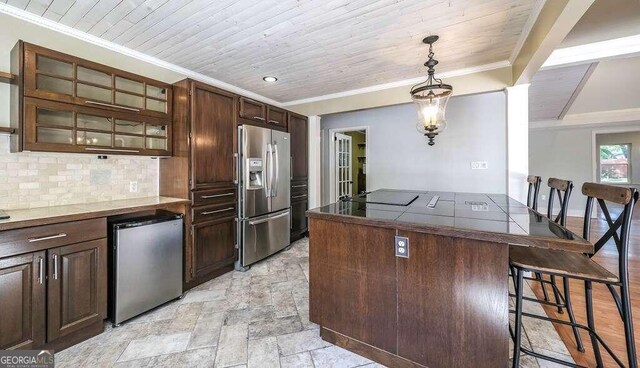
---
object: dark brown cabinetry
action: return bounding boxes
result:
[160,79,238,289]
[289,113,309,241]
[0,251,46,350]
[47,239,107,342]
[0,218,107,351]
[238,97,287,132]
[11,41,172,156]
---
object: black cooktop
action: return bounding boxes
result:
[350,190,419,206]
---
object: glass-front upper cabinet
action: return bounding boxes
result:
[22,98,171,156]
[22,42,172,120]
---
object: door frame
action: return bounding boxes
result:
[328,126,369,202]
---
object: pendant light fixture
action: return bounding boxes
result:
[410,35,452,146]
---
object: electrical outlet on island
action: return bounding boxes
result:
[129,181,138,193]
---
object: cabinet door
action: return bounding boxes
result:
[290,199,308,238]
[267,106,287,130]
[289,113,308,180]
[0,251,46,350]
[192,217,236,279]
[47,239,107,342]
[191,82,237,189]
[238,97,266,123]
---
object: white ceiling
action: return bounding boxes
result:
[561,0,640,48]
[2,0,537,102]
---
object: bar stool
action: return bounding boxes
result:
[510,183,638,367]
[512,178,585,352]
[527,175,542,211]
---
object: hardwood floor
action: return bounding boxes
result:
[528,214,640,367]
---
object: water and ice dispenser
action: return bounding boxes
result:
[247,158,264,189]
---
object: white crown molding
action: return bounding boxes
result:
[281,60,512,107]
[509,0,547,64]
[529,108,640,130]
[0,3,282,107]
[542,34,640,69]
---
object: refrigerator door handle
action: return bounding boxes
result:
[248,211,289,226]
[265,143,272,198]
[273,143,279,197]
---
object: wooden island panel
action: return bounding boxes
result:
[396,231,509,368]
[309,219,397,353]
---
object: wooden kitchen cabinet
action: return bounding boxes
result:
[238,96,266,124]
[21,97,171,156]
[190,82,237,189]
[267,105,287,130]
[47,239,107,342]
[192,217,237,280]
[11,41,173,155]
[0,251,46,350]
[289,112,309,241]
[160,79,238,289]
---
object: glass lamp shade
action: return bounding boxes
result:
[412,90,450,137]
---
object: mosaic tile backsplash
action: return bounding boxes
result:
[0,135,159,210]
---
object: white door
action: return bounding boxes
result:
[335,133,353,200]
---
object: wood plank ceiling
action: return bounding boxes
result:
[528,63,595,121]
[4,0,537,102]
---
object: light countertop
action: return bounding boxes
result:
[0,196,190,231]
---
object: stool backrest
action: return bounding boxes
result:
[547,178,573,226]
[582,182,638,281]
[526,175,542,211]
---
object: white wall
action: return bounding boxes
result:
[320,91,507,205]
[529,122,640,216]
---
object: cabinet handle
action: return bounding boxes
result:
[233,153,239,185]
[85,100,141,112]
[38,257,44,284]
[201,207,235,215]
[52,254,58,280]
[292,184,307,188]
[252,116,265,121]
[200,193,234,199]
[84,148,140,153]
[290,156,293,180]
[28,233,67,242]
[292,194,307,199]
[268,120,280,125]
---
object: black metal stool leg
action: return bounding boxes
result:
[620,281,637,368]
[536,272,550,301]
[585,281,604,367]
[550,275,563,313]
[512,268,524,368]
[563,277,585,352]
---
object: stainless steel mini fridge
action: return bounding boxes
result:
[237,124,291,270]
[109,212,183,326]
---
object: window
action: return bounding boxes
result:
[599,144,631,184]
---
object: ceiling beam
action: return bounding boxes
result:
[557,62,598,119]
[512,0,594,85]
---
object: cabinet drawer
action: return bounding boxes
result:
[192,188,236,207]
[291,192,309,202]
[0,218,106,258]
[192,203,237,224]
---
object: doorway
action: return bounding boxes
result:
[329,127,368,202]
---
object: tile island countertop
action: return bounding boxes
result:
[0,196,190,231]
[307,189,592,253]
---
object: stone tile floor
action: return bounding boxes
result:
[55,237,574,367]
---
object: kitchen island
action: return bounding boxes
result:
[307,189,592,368]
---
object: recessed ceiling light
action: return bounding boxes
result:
[263,76,278,82]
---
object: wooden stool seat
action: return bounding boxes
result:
[509,245,618,283]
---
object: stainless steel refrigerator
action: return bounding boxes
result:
[236,124,291,270]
